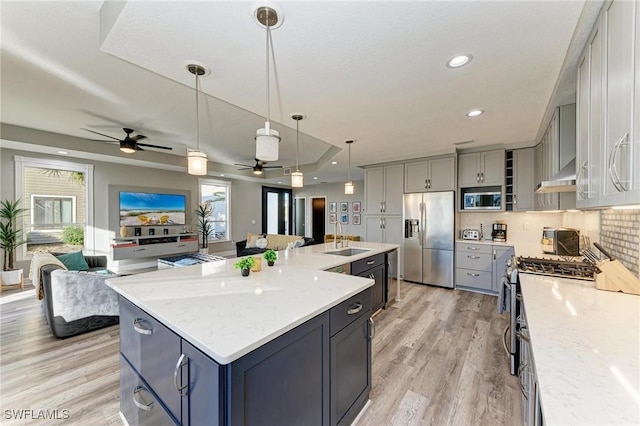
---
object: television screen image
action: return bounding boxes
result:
[119,192,186,226]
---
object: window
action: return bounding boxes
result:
[14,156,94,258]
[199,179,230,241]
[32,195,76,228]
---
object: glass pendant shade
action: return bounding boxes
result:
[255,125,280,162]
[345,181,355,195]
[291,171,304,188]
[188,150,208,175]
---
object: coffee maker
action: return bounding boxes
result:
[492,223,507,242]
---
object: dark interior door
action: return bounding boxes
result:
[311,198,325,243]
[262,186,292,235]
[294,198,306,237]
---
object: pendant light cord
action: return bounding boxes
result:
[296,119,300,172]
[195,70,200,150]
[265,9,271,125]
[348,143,351,181]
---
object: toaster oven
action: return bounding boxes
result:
[540,228,580,256]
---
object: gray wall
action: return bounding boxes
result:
[293,180,365,240]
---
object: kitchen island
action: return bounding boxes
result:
[519,273,640,425]
[106,241,398,426]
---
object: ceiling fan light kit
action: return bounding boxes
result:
[255,5,281,162]
[344,140,354,195]
[291,113,304,188]
[187,63,208,176]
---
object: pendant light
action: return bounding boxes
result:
[344,140,354,195]
[255,6,281,162]
[187,63,208,175]
[291,113,304,188]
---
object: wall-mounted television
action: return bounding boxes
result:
[119,191,186,226]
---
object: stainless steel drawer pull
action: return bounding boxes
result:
[467,255,480,259]
[176,244,186,247]
[174,353,188,396]
[133,386,154,411]
[347,303,363,315]
[133,248,146,252]
[133,318,153,335]
[466,272,480,277]
[368,317,375,340]
[366,260,375,265]
[467,246,480,250]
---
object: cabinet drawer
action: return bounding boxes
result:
[456,268,493,291]
[351,254,385,276]
[120,297,181,421]
[455,251,492,272]
[456,243,492,254]
[330,288,372,337]
[113,241,199,260]
[120,355,177,426]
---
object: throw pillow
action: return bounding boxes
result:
[56,251,89,271]
[246,232,263,248]
[256,237,268,249]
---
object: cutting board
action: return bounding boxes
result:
[595,259,640,296]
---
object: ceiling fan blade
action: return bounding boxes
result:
[137,142,172,150]
[81,128,121,141]
[131,134,147,141]
[262,166,283,169]
[136,145,144,151]
[234,163,254,168]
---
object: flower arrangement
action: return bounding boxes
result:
[234,256,256,276]
[263,249,277,266]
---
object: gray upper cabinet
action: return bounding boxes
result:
[576,0,639,208]
[458,150,505,188]
[364,164,404,215]
[513,148,535,211]
[404,155,456,193]
[603,0,636,204]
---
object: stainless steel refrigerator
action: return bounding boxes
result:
[403,191,454,288]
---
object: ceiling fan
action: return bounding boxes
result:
[235,159,282,175]
[82,127,173,153]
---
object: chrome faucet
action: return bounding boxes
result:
[335,221,343,248]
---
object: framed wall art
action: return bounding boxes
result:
[329,202,337,213]
[352,201,361,213]
[353,214,361,225]
[340,202,348,213]
[340,213,349,225]
[329,213,337,224]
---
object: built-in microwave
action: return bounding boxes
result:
[462,191,502,210]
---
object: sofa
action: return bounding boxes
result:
[236,233,315,257]
[38,253,119,339]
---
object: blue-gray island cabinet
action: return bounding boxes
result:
[118,287,373,426]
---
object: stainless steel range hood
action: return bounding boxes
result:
[535,158,576,193]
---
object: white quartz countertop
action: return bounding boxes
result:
[519,273,640,425]
[455,239,513,246]
[106,241,398,365]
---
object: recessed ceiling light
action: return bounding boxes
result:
[466,109,484,117]
[220,174,225,177]
[57,150,68,155]
[278,181,282,184]
[313,177,318,180]
[446,54,473,68]
[331,161,338,165]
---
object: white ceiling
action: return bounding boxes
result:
[1,1,590,185]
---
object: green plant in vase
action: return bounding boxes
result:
[263,249,277,266]
[195,202,213,252]
[0,199,27,285]
[234,256,256,277]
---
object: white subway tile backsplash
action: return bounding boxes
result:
[600,209,640,277]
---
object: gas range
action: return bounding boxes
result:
[516,256,600,281]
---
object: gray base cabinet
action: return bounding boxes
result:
[119,287,373,426]
[351,253,386,313]
[455,243,514,295]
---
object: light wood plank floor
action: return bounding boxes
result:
[0,282,522,425]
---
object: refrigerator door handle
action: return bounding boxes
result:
[420,201,426,247]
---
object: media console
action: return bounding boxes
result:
[111,233,199,261]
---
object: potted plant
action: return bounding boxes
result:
[0,199,27,285]
[234,256,256,277]
[263,249,277,267]
[195,202,213,253]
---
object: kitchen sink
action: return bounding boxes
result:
[325,248,371,256]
